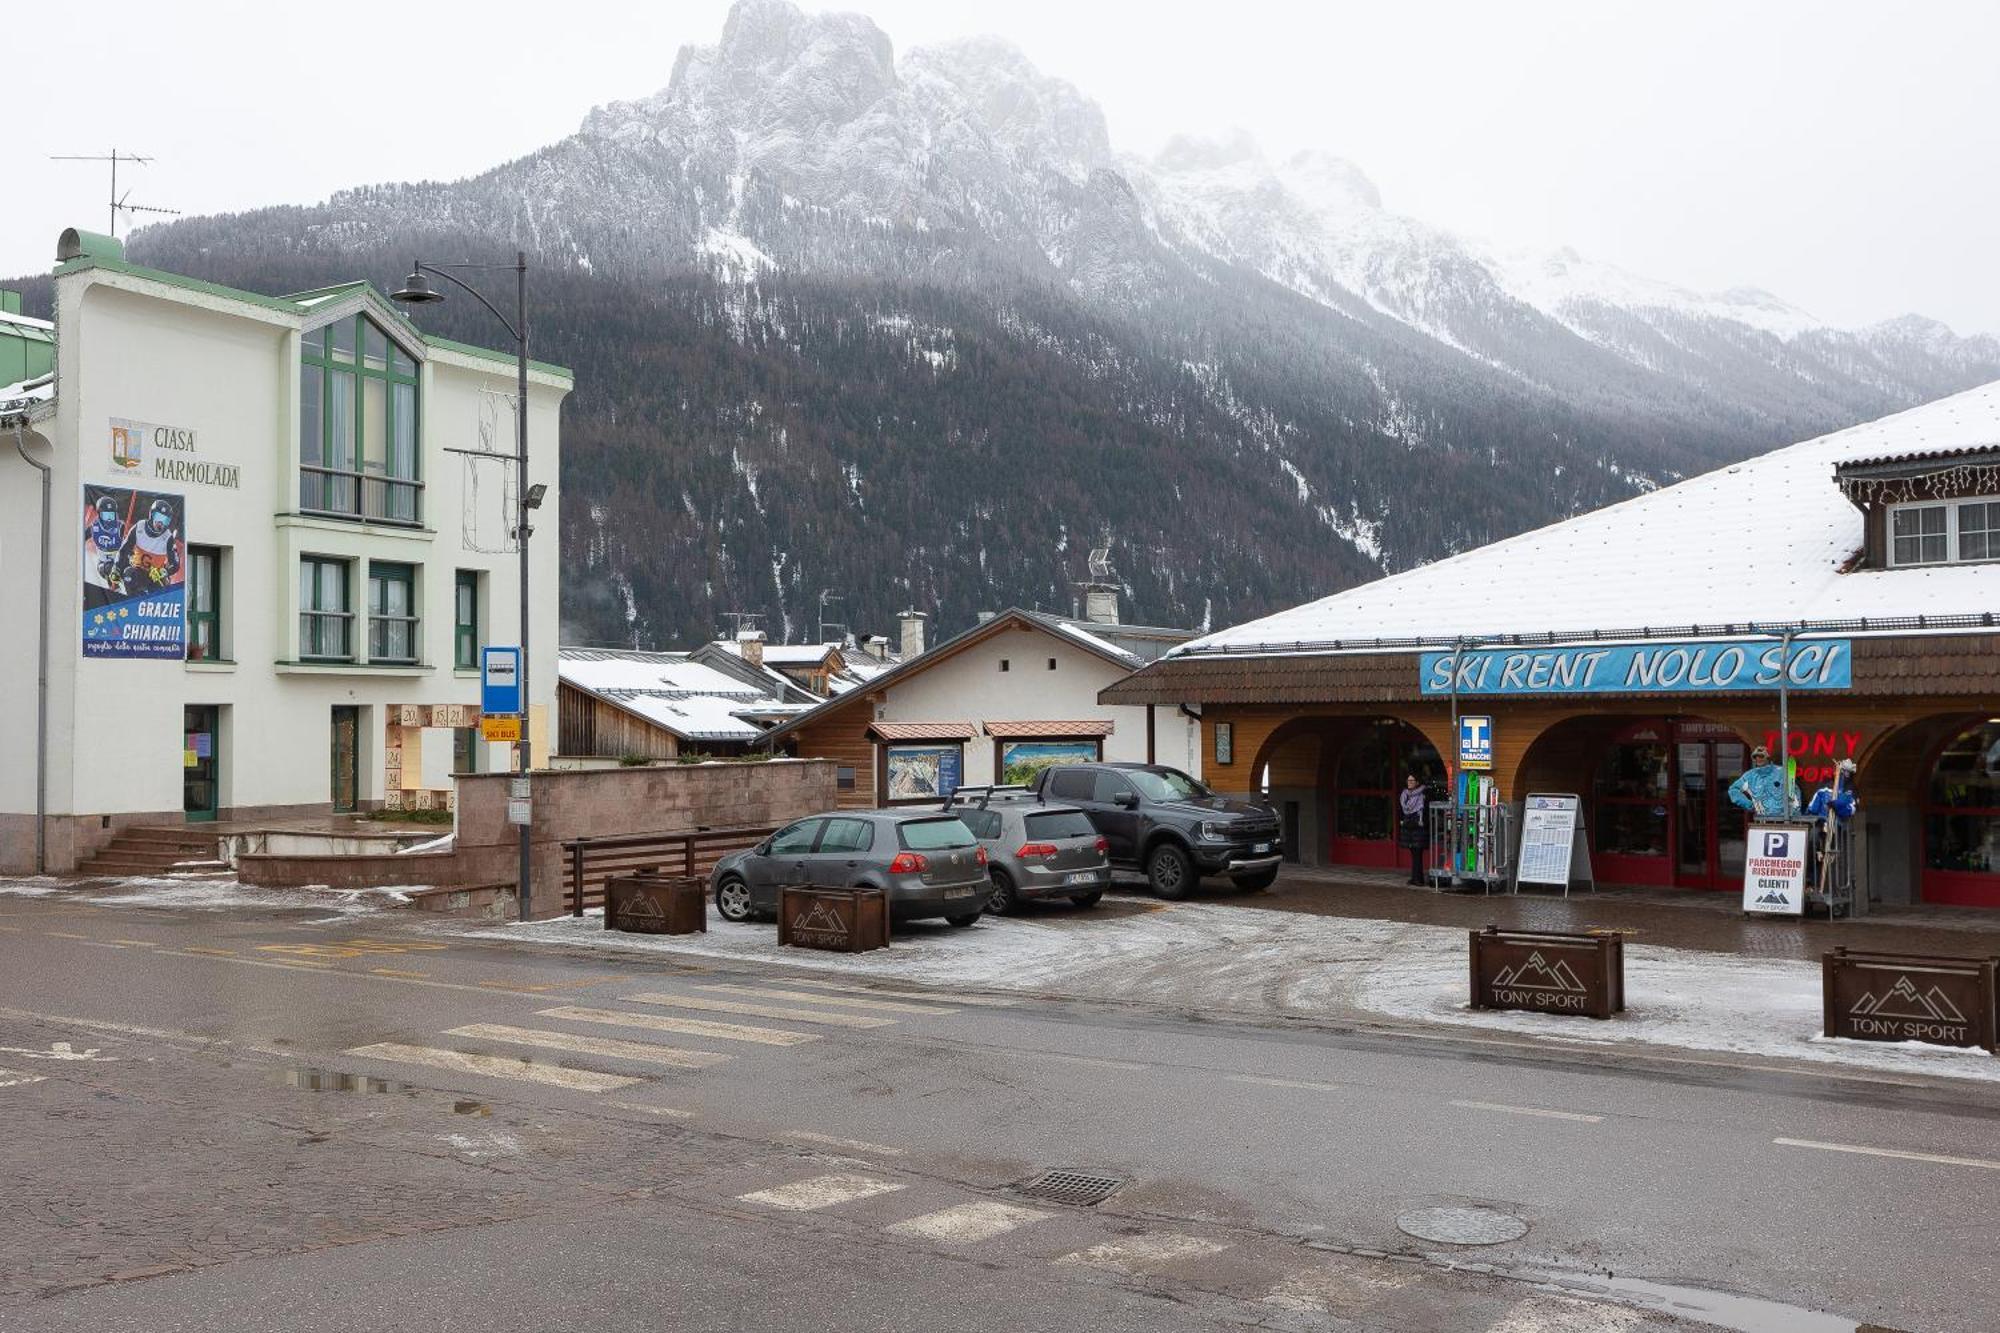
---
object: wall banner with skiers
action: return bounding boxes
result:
[81,484,186,659]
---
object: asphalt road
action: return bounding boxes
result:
[1,888,1994,1332]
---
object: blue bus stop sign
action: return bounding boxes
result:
[481,646,521,715]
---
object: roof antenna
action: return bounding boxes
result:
[49,149,181,238]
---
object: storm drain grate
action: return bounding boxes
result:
[1016,1170,1125,1207]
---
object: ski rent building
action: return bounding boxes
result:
[0,229,570,873]
[1102,381,2000,909]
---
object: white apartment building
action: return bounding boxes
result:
[0,229,569,872]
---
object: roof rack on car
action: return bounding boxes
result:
[943,784,1034,811]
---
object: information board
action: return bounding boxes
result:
[1517,793,1582,887]
[1743,824,1808,916]
[1458,714,1494,771]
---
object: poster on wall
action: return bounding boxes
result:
[998,740,1098,786]
[885,745,962,800]
[81,484,186,659]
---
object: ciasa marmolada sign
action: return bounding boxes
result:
[1420,638,1852,696]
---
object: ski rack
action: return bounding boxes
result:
[942,784,1037,812]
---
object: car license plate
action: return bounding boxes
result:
[1065,871,1098,885]
[1253,843,1272,854]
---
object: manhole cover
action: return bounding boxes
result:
[1016,1170,1125,1207]
[1396,1206,1528,1246]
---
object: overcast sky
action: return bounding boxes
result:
[11,0,1996,334]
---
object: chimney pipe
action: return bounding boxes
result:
[899,610,928,660]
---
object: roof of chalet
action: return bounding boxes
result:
[558,648,790,743]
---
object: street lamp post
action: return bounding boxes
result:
[393,251,540,921]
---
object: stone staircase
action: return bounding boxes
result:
[75,827,228,878]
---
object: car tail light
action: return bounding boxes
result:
[975,846,989,866]
[888,852,929,874]
[1094,836,1109,854]
[1015,843,1058,860]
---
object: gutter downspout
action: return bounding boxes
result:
[13,425,50,873]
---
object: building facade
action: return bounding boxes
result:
[1104,383,2000,908]
[766,608,1201,807]
[1,230,570,872]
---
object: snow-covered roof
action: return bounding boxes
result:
[710,639,843,666]
[559,648,786,741]
[1179,379,2000,657]
[0,373,55,422]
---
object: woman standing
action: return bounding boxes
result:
[1398,773,1429,885]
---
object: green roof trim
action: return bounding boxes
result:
[52,253,573,381]
[421,334,573,381]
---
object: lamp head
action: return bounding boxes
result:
[390,267,442,304]
[524,482,548,510]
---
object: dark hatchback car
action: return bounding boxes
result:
[710,810,989,927]
[1033,762,1283,898]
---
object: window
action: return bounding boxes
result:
[187,545,223,661]
[1926,722,2000,876]
[1888,497,2000,567]
[454,571,480,670]
[1048,769,1094,802]
[453,726,481,775]
[1024,810,1096,840]
[368,563,418,664]
[897,817,976,850]
[1047,658,1057,670]
[955,809,1003,839]
[299,557,352,660]
[1214,720,1234,766]
[1090,771,1135,804]
[1126,768,1212,802]
[836,765,856,791]
[999,658,1010,672]
[818,818,875,854]
[768,820,822,854]
[300,313,421,523]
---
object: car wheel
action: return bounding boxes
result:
[1068,891,1104,909]
[1146,843,1195,900]
[715,876,753,923]
[945,912,982,928]
[986,867,1020,915]
[1231,868,1279,892]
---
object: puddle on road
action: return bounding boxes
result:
[1543,1272,1861,1332]
[277,1067,401,1094]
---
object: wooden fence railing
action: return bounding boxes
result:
[564,826,775,916]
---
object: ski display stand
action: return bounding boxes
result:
[1809,820,1858,919]
[1512,793,1596,898]
[1426,772,1513,893]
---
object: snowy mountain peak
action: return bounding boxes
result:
[1154,128,1266,174]
[901,36,1112,174]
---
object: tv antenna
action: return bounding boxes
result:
[817,589,848,645]
[49,149,181,238]
[720,611,764,640]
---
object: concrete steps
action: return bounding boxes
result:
[75,827,223,878]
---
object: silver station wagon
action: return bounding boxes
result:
[937,786,1111,914]
[710,810,989,928]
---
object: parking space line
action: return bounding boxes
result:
[697,984,956,1015]
[1451,1099,1603,1124]
[75,940,132,950]
[885,1201,1049,1243]
[1228,1074,1347,1093]
[622,992,897,1029]
[109,939,157,947]
[1774,1137,2000,1171]
[780,1130,906,1157]
[343,1042,641,1093]
[780,979,1017,1007]
[446,1023,733,1070]
[43,931,92,940]
[182,946,237,957]
[371,967,430,978]
[999,1048,1148,1073]
[539,1005,821,1047]
[738,1174,907,1211]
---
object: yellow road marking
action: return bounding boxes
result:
[370,967,430,978]
[109,939,158,947]
[44,931,91,940]
[182,946,237,957]
[75,941,131,950]
[540,1005,820,1047]
[479,980,558,993]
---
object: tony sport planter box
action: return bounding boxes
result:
[1823,947,1997,1052]
[1469,926,1625,1020]
[603,874,707,935]
[777,886,890,953]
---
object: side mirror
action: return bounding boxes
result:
[1114,791,1139,810]
[755,839,773,855]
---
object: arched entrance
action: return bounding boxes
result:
[1328,720,1445,868]
[1921,719,2000,908]
[1516,715,1750,890]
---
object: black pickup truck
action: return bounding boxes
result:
[1031,762,1283,898]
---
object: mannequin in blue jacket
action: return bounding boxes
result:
[1728,746,1799,819]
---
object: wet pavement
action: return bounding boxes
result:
[1233,865,2000,963]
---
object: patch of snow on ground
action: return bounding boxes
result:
[0,876,411,914]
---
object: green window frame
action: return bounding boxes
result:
[454,570,480,670]
[301,313,422,524]
[368,562,419,664]
[299,557,353,661]
[186,545,223,661]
